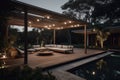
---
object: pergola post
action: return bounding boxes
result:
[84,25,87,54]
[24,8,28,64]
[87,34,89,46]
[53,29,56,44]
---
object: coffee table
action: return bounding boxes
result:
[37,51,53,56]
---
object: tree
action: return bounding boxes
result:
[93,26,110,48]
[8,27,19,47]
[62,0,120,25]
[61,0,120,48]
[92,0,120,25]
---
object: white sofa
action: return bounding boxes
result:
[45,44,74,53]
[32,45,46,51]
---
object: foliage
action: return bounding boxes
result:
[0,0,16,52]
[0,18,9,52]
[8,27,19,47]
[16,28,73,46]
[62,0,120,25]
[93,27,110,48]
[0,66,56,80]
[56,29,72,44]
[62,0,116,48]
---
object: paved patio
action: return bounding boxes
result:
[5,48,104,69]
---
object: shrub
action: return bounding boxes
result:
[0,66,56,80]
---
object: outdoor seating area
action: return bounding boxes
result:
[27,44,74,54]
[10,44,74,58]
[0,0,89,68]
[6,44,73,59]
[1,0,120,80]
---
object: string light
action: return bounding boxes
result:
[47,27,51,29]
[46,16,50,19]
[49,25,52,27]
[28,21,31,24]
[57,27,60,30]
[71,25,74,27]
[64,22,67,24]
[37,19,40,22]
[77,24,80,27]
[74,25,77,27]
[44,26,48,28]
[52,24,55,26]
[68,21,72,23]
[61,27,63,29]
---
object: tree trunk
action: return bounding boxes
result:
[95,40,98,47]
[100,40,104,48]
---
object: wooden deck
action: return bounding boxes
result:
[5,48,104,69]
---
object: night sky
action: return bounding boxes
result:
[18,0,68,13]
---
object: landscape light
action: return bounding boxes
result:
[92,71,96,75]
[2,55,7,59]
